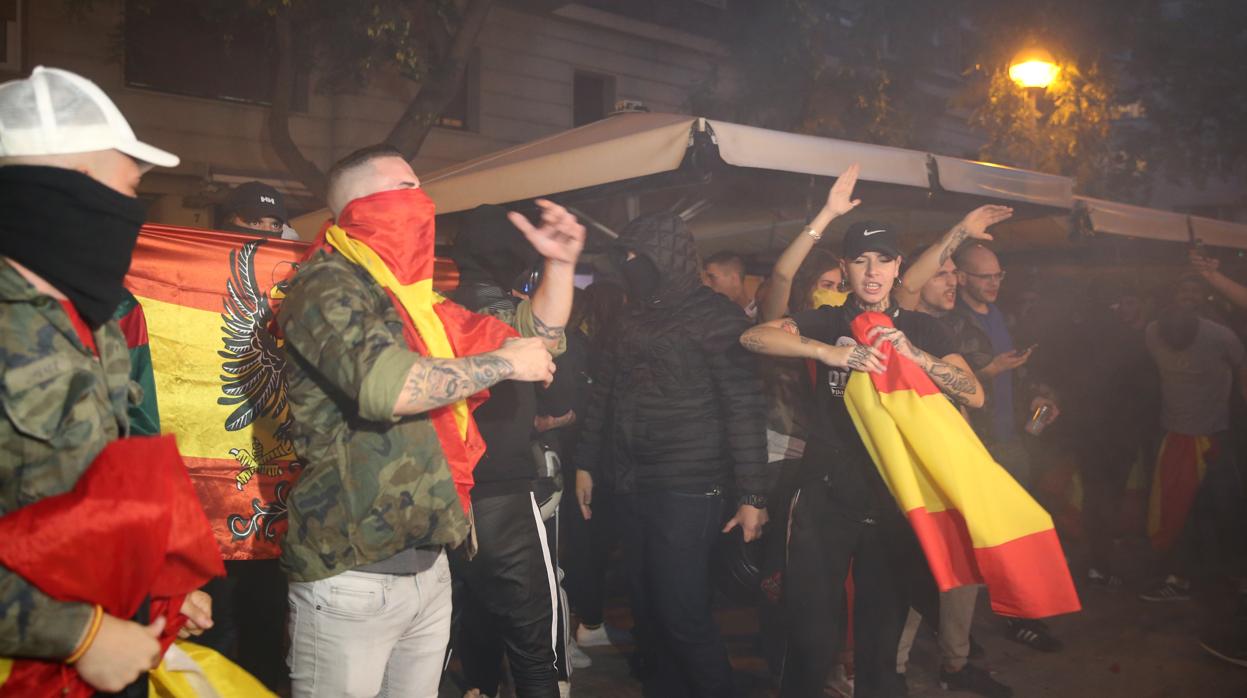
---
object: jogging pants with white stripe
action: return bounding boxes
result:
[451,491,560,698]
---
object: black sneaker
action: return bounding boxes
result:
[1200,628,1247,668]
[1005,618,1062,652]
[940,663,1013,697]
[1088,567,1124,590]
[1139,575,1191,602]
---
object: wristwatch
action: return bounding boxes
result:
[738,494,768,509]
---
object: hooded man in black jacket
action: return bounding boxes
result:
[574,213,769,697]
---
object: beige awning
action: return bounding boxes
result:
[289,111,1247,250]
[422,113,698,214]
[1077,196,1247,250]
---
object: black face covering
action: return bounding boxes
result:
[0,165,148,328]
[621,254,660,303]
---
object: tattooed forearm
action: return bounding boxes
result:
[939,224,970,266]
[921,354,979,406]
[531,311,566,344]
[394,354,514,416]
[740,332,767,352]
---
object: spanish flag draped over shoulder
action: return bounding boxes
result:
[843,311,1080,619]
[308,187,517,512]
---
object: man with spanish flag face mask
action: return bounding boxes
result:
[276,144,584,698]
[742,217,1080,697]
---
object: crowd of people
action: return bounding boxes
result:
[3,66,1247,698]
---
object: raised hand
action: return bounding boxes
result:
[825,163,863,217]
[960,205,1014,241]
[507,199,585,265]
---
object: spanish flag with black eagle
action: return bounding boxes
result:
[844,311,1080,619]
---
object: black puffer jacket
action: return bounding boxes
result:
[574,214,769,498]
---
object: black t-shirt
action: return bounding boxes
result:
[791,304,957,519]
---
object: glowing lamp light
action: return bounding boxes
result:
[1009,48,1059,89]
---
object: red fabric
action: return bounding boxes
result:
[1150,433,1213,552]
[116,300,149,348]
[58,300,96,356]
[308,189,518,511]
[850,312,940,397]
[0,436,225,697]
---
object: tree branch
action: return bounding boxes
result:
[267,8,327,201]
[385,0,494,158]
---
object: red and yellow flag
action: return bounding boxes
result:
[125,223,458,559]
[843,312,1080,619]
[1147,432,1214,552]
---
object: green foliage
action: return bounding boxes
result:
[966,62,1147,198]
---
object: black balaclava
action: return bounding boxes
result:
[620,254,660,302]
[0,165,148,328]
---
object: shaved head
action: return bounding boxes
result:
[326,144,420,216]
[955,243,1004,308]
[954,244,999,273]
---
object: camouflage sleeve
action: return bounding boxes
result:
[0,565,93,659]
[277,262,418,424]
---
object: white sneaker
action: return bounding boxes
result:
[575,623,608,647]
[568,637,593,669]
[558,680,572,698]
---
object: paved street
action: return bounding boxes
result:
[444,571,1247,697]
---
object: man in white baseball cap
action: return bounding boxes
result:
[0,66,215,694]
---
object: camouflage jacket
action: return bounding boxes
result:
[0,261,136,659]
[277,251,555,583]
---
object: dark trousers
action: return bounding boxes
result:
[195,559,288,690]
[1165,433,1246,578]
[452,492,559,698]
[780,484,910,698]
[617,489,733,698]
[563,482,615,627]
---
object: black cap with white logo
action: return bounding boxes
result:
[841,220,901,260]
[224,181,288,224]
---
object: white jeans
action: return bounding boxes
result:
[288,548,452,698]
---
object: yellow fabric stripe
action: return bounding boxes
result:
[845,372,1055,548]
[325,226,469,439]
[1146,434,1210,539]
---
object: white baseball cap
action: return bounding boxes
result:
[0,66,179,168]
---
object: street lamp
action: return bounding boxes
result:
[1009,47,1059,89]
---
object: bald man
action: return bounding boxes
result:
[951,244,1062,655]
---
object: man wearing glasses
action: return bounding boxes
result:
[952,244,1062,655]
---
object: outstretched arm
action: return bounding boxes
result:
[759,164,862,322]
[391,338,555,417]
[1191,252,1247,310]
[741,317,886,372]
[510,199,586,351]
[895,205,1013,310]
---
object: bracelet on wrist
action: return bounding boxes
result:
[66,604,104,665]
[802,225,822,241]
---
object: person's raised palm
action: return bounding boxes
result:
[825,163,863,217]
[960,205,1014,240]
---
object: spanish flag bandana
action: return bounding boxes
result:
[310,188,517,511]
[843,311,1080,619]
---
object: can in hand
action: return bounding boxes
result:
[1025,403,1053,436]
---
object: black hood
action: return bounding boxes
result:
[616,213,702,305]
[451,204,539,289]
